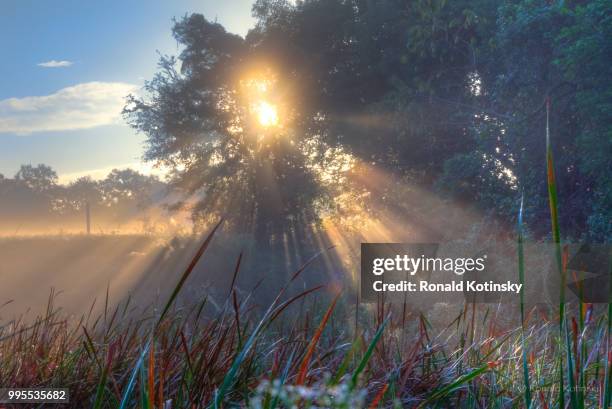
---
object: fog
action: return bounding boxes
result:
[0,161,503,325]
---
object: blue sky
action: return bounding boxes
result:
[0,0,255,182]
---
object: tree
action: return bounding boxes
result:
[124,1,493,235]
[437,0,612,240]
[0,164,60,226]
[123,13,339,239]
[67,177,102,207]
[555,0,612,240]
[59,176,103,215]
[101,169,161,210]
[125,0,611,244]
[14,164,58,192]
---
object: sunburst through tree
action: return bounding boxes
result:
[123,15,355,247]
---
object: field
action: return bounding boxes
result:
[0,226,610,408]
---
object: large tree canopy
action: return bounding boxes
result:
[437,0,612,239]
[124,14,329,237]
[124,0,611,242]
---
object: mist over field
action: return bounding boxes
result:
[0,161,499,323]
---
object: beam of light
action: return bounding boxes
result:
[0,234,162,320]
[298,141,506,293]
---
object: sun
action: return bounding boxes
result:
[254,101,279,127]
[240,73,282,128]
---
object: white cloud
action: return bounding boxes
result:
[37,60,74,68]
[0,82,138,134]
[58,162,139,184]
[58,161,169,184]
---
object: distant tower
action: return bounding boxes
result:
[85,201,91,235]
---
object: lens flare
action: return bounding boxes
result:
[254,101,279,127]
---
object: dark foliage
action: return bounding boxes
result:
[123,0,611,241]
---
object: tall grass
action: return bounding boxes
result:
[517,193,532,408]
[545,97,574,409]
[1,238,608,407]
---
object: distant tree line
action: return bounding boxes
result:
[117,0,608,243]
[0,164,165,234]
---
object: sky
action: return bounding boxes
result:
[0,0,255,183]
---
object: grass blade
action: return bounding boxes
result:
[140,359,151,409]
[157,219,224,328]
[350,315,390,389]
[368,383,388,409]
[119,342,150,409]
[546,97,573,409]
[518,194,532,408]
[419,363,490,407]
[604,250,612,408]
[296,291,341,385]
[330,336,362,386]
[148,344,155,409]
[92,347,114,409]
